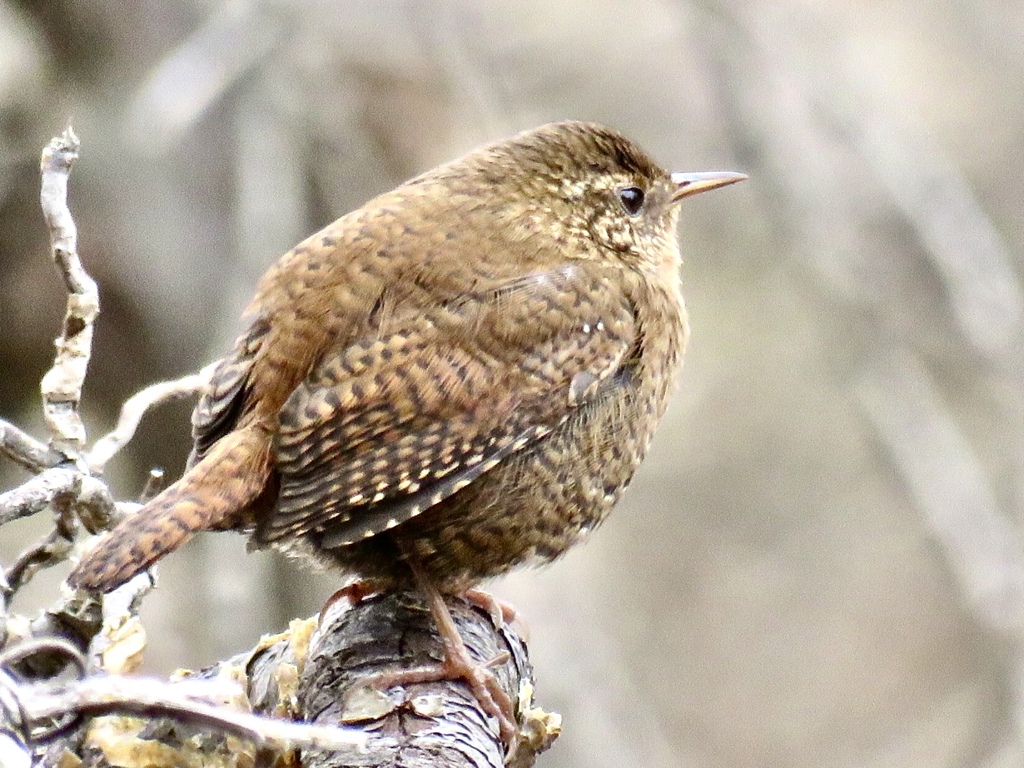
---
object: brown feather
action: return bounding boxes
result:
[69,425,271,591]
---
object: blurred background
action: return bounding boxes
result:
[2,1,1023,766]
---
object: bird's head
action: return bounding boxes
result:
[445,121,746,272]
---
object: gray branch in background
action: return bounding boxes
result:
[858,350,1024,765]
[858,352,1024,634]
[124,0,290,153]
[716,10,1024,765]
[730,1,1024,369]
[729,0,1024,636]
[850,111,1023,363]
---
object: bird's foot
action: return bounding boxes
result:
[464,588,528,641]
[361,641,519,749]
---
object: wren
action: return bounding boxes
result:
[68,120,745,743]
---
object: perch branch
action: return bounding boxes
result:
[287,592,556,768]
[0,468,122,538]
[29,593,556,767]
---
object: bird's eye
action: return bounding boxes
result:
[618,186,645,216]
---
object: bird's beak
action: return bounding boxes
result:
[670,171,748,202]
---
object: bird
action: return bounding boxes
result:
[68,120,745,744]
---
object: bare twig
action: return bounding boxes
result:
[0,466,127,600]
[5,526,75,595]
[729,6,1024,363]
[86,361,218,473]
[0,132,99,609]
[38,127,97,455]
[0,132,155,676]
[139,469,165,503]
[0,468,79,598]
[74,476,124,535]
[0,421,62,475]
[0,467,80,527]
[0,469,121,532]
[11,675,369,758]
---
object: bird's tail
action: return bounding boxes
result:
[68,425,272,592]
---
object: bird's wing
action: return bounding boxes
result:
[189,315,270,467]
[261,264,639,547]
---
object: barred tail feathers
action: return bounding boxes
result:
[68,425,271,592]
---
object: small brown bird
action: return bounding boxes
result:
[69,120,744,741]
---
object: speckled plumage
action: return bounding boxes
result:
[68,121,744,594]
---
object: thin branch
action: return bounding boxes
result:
[0,467,80,527]
[14,675,370,756]
[0,468,79,599]
[0,466,126,601]
[74,476,124,535]
[0,421,62,475]
[139,468,165,503]
[5,526,75,596]
[86,361,218,472]
[38,127,97,455]
[0,468,122,533]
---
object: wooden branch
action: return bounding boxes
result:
[282,591,560,767]
[0,467,124,595]
[38,127,97,456]
[0,130,109,606]
[6,671,370,765]
[0,421,62,475]
[0,467,79,527]
[0,467,121,533]
[20,592,558,767]
[252,592,559,768]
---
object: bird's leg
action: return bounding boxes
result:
[358,552,519,750]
